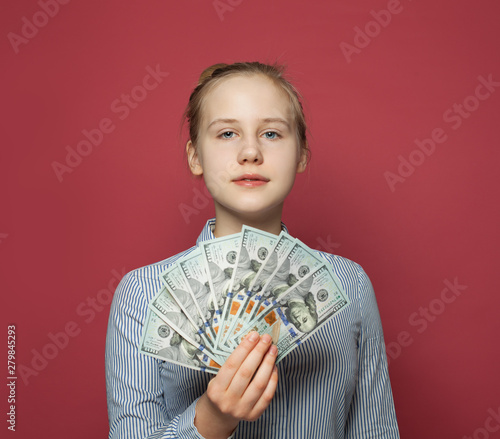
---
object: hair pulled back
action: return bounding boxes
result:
[183,61,309,159]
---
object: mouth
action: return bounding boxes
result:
[233,174,269,187]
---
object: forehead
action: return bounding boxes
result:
[289,301,310,313]
[200,74,293,124]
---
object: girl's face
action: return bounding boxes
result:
[187,74,306,223]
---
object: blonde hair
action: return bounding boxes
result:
[183,61,309,160]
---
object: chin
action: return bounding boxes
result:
[236,197,285,213]
[237,205,282,218]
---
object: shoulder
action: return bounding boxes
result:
[127,244,198,281]
[312,249,380,321]
[313,250,385,341]
[312,249,370,291]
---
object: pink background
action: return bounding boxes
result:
[2,0,499,437]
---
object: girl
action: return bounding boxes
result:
[105,62,400,438]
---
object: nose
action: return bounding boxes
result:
[237,136,263,165]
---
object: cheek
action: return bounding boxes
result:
[201,165,232,198]
[283,161,298,177]
[273,151,301,176]
[203,178,222,199]
[202,150,239,176]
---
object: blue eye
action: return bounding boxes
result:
[263,131,279,140]
[220,131,235,139]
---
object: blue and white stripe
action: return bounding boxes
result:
[105,219,400,438]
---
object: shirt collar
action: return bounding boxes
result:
[195,218,288,246]
[195,218,216,245]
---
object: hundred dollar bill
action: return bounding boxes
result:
[140,308,220,374]
[177,248,221,338]
[160,263,216,349]
[245,238,325,322]
[200,232,241,349]
[149,286,224,364]
[223,232,296,349]
[247,234,324,321]
[232,264,350,362]
[239,232,295,323]
[220,226,279,347]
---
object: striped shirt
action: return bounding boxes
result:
[105,219,400,438]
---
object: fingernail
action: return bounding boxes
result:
[248,332,259,342]
[261,334,271,344]
[269,345,278,356]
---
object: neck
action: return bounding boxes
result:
[212,205,284,238]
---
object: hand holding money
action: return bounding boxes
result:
[194,332,279,439]
[140,225,350,373]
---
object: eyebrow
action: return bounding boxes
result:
[207,117,291,130]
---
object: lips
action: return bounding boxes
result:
[233,174,269,187]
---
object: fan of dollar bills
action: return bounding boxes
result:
[140,225,350,374]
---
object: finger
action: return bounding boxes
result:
[238,343,278,407]
[215,331,261,389]
[229,334,275,397]
[247,365,279,421]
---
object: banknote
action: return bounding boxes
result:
[245,238,326,322]
[219,226,278,347]
[235,233,296,326]
[140,227,351,374]
[177,248,221,338]
[219,232,296,349]
[200,232,241,348]
[160,263,216,349]
[139,308,220,374]
[230,263,350,362]
[262,239,325,304]
[149,286,224,364]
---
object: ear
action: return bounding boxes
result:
[296,144,308,174]
[186,140,203,176]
